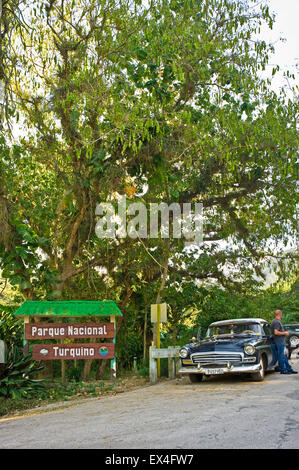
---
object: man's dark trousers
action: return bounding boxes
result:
[276,342,292,373]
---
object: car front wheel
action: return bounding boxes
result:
[251,356,266,382]
[189,374,203,383]
[289,335,299,349]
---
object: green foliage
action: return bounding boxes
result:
[0,0,296,302]
[117,317,144,369]
[0,378,120,417]
[0,0,298,380]
[0,347,45,399]
[137,359,149,377]
[0,305,23,347]
[66,365,81,382]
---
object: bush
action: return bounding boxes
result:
[137,358,149,377]
[0,346,46,399]
[0,305,23,347]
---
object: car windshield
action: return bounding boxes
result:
[206,323,262,337]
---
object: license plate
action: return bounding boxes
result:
[204,368,224,375]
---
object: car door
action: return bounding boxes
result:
[261,323,273,366]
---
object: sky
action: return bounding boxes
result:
[249,0,299,284]
[262,0,298,93]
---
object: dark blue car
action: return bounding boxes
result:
[283,324,299,358]
[179,318,275,382]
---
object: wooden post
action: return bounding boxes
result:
[110,315,116,381]
[168,346,175,379]
[0,340,7,364]
[149,346,157,384]
[61,339,66,383]
[23,316,30,355]
[157,304,161,377]
[175,355,180,376]
[143,310,147,361]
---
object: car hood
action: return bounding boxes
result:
[185,336,258,354]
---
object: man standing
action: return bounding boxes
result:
[271,310,298,374]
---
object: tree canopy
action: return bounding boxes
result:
[0,1,298,360]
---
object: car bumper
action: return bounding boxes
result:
[178,363,262,375]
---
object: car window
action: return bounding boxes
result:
[206,323,262,337]
[262,324,271,336]
[284,325,299,332]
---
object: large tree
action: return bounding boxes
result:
[0,0,297,326]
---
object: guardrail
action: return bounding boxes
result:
[149,346,181,384]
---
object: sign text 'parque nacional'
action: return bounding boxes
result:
[25,322,114,340]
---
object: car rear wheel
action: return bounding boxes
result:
[251,356,266,382]
[189,374,203,383]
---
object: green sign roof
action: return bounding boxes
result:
[13,301,122,317]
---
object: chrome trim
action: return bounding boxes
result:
[190,351,244,365]
[182,359,193,365]
[178,363,262,375]
[243,357,256,362]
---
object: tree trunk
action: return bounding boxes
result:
[96,359,107,380]
[82,337,96,381]
[153,243,169,346]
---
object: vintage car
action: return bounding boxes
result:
[284,324,299,358]
[179,318,275,382]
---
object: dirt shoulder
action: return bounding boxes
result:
[0,374,152,420]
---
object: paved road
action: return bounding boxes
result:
[0,359,298,449]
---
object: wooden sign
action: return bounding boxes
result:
[33,342,115,360]
[151,303,167,323]
[25,323,114,340]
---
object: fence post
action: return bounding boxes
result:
[168,346,175,379]
[0,340,7,364]
[149,346,157,384]
[175,354,180,376]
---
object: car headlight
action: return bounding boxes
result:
[179,347,189,359]
[244,345,256,355]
